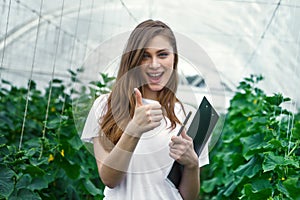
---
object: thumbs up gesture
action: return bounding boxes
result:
[134,88,144,108]
[125,88,163,138]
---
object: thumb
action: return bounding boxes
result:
[134,88,143,107]
[181,130,192,141]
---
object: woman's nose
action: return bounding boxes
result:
[149,57,161,69]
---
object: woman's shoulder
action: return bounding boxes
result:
[94,93,110,103]
[92,93,110,115]
[175,101,196,113]
[182,102,197,113]
[174,101,197,121]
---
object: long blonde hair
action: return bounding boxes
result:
[100,19,183,145]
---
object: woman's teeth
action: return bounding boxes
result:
[148,72,163,77]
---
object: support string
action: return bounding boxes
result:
[0,0,12,90]
[19,0,44,150]
[40,0,65,159]
[13,0,93,52]
[83,0,95,59]
[119,0,138,23]
[57,0,83,139]
[244,0,282,68]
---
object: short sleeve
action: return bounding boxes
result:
[80,94,109,143]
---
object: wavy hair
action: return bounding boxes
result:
[100,19,184,146]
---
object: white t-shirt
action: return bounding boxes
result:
[81,94,209,200]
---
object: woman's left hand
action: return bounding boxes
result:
[169,131,199,169]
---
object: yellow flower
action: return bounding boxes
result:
[48,154,54,162]
[266,125,273,130]
[281,177,285,181]
[247,117,252,121]
[253,99,257,104]
[60,149,65,157]
[51,107,56,112]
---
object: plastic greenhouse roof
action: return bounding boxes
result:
[0,0,299,111]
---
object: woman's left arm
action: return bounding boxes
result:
[169,131,200,200]
[179,165,200,200]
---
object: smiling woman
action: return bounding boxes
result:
[140,35,175,100]
[81,19,210,200]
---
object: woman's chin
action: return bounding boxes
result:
[147,84,164,92]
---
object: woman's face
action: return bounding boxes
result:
[139,35,175,100]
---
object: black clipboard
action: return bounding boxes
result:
[166,96,219,188]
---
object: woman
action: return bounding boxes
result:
[81,19,209,200]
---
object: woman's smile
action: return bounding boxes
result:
[146,71,164,83]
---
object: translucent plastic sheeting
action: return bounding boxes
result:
[0,0,299,135]
[1,0,299,110]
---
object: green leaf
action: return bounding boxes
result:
[16,174,31,190]
[250,179,272,192]
[52,79,63,83]
[1,79,12,85]
[24,165,45,177]
[9,188,41,200]
[282,178,300,200]
[251,116,268,124]
[0,144,9,158]
[68,69,77,76]
[83,179,103,196]
[58,158,80,179]
[0,166,15,198]
[46,118,61,129]
[268,139,283,149]
[68,135,83,150]
[262,152,285,172]
[66,185,80,200]
[24,138,41,148]
[240,133,266,160]
[222,173,234,186]
[202,177,220,193]
[242,183,272,200]
[223,182,237,197]
[234,157,261,179]
[263,152,299,172]
[277,180,290,199]
[28,177,48,191]
[0,114,14,130]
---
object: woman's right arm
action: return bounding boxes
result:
[93,88,163,188]
[93,131,140,188]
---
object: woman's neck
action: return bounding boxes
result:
[143,87,159,101]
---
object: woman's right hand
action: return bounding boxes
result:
[125,88,163,137]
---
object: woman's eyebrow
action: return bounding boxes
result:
[157,48,169,53]
[143,48,171,53]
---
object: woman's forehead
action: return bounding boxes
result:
[144,35,173,51]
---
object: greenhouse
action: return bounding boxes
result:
[0,0,299,199]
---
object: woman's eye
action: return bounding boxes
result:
[158,52,168,58]
[142,53,150,59]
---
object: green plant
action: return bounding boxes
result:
[0,70,115,199]
[201,75,300,200]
